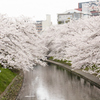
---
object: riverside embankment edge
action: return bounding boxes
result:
[45,59,100,89]
[0,70,24,100]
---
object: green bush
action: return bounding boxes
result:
[65,20,70,23]
[58,21,63,24]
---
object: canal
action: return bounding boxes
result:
[17,64,100,100]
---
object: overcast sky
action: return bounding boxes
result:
[0,0,92,24]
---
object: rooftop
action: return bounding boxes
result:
[58,9,83,15]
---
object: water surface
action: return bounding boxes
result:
[17,64,100,100]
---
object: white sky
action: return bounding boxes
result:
[0,0,92,24]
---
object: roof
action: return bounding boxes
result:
[58,9,83,15]
[65,9,82,13]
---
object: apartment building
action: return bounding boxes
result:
[75,0,100,18]
[35,15,52,33]
[57,0,100,24]
[35,21,42,33]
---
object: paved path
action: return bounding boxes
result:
[16,68,38,100]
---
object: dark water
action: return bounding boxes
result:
[17,64,100,100]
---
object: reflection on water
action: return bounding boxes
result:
[17,64,100,100]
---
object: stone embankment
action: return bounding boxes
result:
[46,59,100,89]
[0,70,24,100]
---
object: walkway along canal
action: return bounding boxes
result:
[16,62,100,100]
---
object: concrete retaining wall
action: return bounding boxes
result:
[46,59,100,89]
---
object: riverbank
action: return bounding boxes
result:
[46,59,100,89]
[0,69,24,100]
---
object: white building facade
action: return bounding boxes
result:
[42,15,52,30]
[57,10,83,24]
[82,3,91,18]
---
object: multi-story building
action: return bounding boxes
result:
[35,15,52,33]
[89,0,100,16]
[57,9,83,24]
[42,15,52,30]
[57,0,100,24]
[75,0,100,18]
[35,21,42,33]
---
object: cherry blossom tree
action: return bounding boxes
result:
[40,16,100,77]
[0,14,46,70]
[0,13,100,77]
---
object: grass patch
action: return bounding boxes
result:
[0,64,17,95]
[84,64,99,71]
[83,64,100,78]
[48,56,72,66]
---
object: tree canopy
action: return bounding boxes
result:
[0,14,100,77]
[40,16,100,77]
[0,14,46,70]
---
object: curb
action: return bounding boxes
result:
[15,71,24,100]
